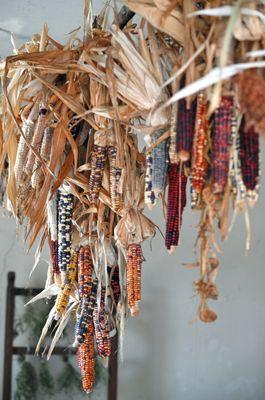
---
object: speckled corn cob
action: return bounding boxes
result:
[58,190,73,277]
[31,127,53,189]
[75,247,97,346]
[55,249,78,318]
[165,164,187,253]
[191,93,209,193]
[93,287,111,358]
[145,152,155,207]
[78,323,95,393]
[229,111,246,204]
[87,145,107,203]
[126,244,142,317]
[24,106,47,177]
[14,103,39,185]
[212,96,233,193]
[145,130,168,208]
[108,146,123,211]
[47,192,59,275]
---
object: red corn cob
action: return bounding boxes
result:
[165,164,187,253]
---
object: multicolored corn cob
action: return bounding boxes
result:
[111,265,121,305]
[165,164,187,253]
[176,97,197,162]
[212,96,233,193]
[240,120,260,203]
[191,93,209,193]
[24,106,47,177]
[75,247,97,346]
[88,145,107,203]
[108,146,123,211]
[126,244,142,317]
[78,323,95,393]
[229,111,246,204]
[93,287,111,358]
[55,249,78,319]
[47,192,59,275]
[145,130,168,208]
[58,190,74,279]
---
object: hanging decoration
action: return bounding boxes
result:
[0,0,264,393]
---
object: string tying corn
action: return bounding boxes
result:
[93,287,111,358]
[24,106,47,177]
[240,121,260,204]
[212,96,233,193]
[14,103,39,185]
[176,97,197,162]
[58,189,73,280]
[88,145,107,203]
[31,127,53,189]
[108,146,123,211]
[191,93,209,193]
[127,243,142,317]
[55,249,78,319]
[165,163,187,253]
[78,323,95,393]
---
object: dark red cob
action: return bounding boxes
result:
[176,97,197,162]
[165,164,187,253]
[240,121,260,191]
[212,96,233,193]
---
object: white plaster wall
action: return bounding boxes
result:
[1,2,265,399]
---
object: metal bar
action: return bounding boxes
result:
[108,334,118,400]
[13,347,77,356]
[3,271,15,400]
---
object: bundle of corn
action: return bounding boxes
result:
[1,0,265,393]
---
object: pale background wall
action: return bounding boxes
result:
[1,2,265,399]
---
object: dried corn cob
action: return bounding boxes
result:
[31,127,53,189]
[145,152,155,207]
[191,93,209,193]
[47,192,59,275]
[111,265,121,305]
[14,102,39,185]
[229,111,246,204]
[108,146,123,211]
[165,164,187,253]
[240,120,260,204]
[78,323,95,393]
[24,106,47,177]
[176,97,197,162]
[75,247,96,346]
[58,189,74,280]
[93,287,111,358]
[169,104,178,164]
[55,249,78,319]
[87,145,107,203]
[145,130,168,208]
[212,96,233,193]
[126,243,142,317]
